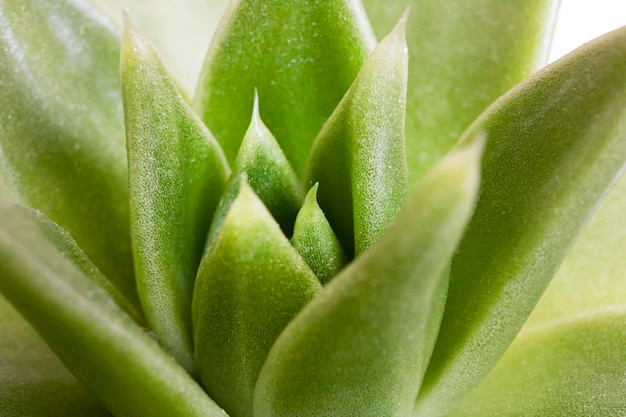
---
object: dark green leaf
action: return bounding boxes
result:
[0,0,136,306]
[193,0,376,175]
[193,181,321,417]
[291,183,348,284]
[254,141,482,417]
[0,198,227,417]
[121,16,230,373]
[416,26,626,417]
[305,15,408,255]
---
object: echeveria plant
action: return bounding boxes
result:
[1,0,625,416]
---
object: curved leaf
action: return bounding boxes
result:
[0,0,136,304]
[96,0,230,96]
[0,199,227,417]
[254,141,481,417]
[206,94,303,244]
[0,296,110,417]
[305,15,408,255]
[291,183,348,284]
[193,181,321,417]
[447,306,626,417]
[193,0,376,175]
[361,0,559,183]
[416,26,626,417]
[121,15,230,373]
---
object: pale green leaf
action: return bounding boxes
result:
[291,183,348,284]
[254,141,482,417]
[361,0,559,183]
[447,306,626,417]
[0,199,227,417]
[0,0,136,306]
[305,15,408,255]
[205,94,304,245]
[95,0,230,96]
[193,181,321,417]
[0,296,110,417]
[416,26,626,417]
[193,0,376,175]
[121,16,230,373]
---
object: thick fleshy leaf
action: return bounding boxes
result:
[193,0,376,175]
[361,0,559,183]
[0,200,227,417]
[254,141,482,417]
[97,0,230,96]
[291,183,348,284]
[416,26,626,417]
[447,306,626,417]
[206,95,304,245]
[305,16,408,255]
[193,182,321,417]
[0,296,110,417]
[121,16,230,373]
[0,0,136,304]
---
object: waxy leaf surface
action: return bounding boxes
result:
[254,142,481,417]
[121,17,230,373]
[291,183,348,284]
[305,17,408,255]
[416,26,626,417]
[193,183,321,417]
[447,307,626,417]
[0,0,136,305]
[0,199,227,417]
[362,0,558,183]
[194,0,376,174]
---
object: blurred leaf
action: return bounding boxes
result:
[305,16,408,255]
[447,306,626,417]
[193,0,376,175]
[361,0,559,184]
[121,16,230,373]
[0,0,136,305]
[291,183,348,284]
[95,0,230,96]
[0,199,227,417]
[416,26,626,417]
[193,182,321,417]
[254,141,482,417]
[206,94,303,245]
[0,297,110,417]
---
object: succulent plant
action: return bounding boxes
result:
[1,0,625,416]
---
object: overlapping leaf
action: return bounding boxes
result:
[416,26,626,417]
[254,141,481,417]
[0,0,136,305]
[361,0,559,183]
[193,182,321,417]
[193,0,376,174]
[121,16,230,373]
[0,199,226,417]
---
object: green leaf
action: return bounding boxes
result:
[291,183,348,284]
[121,16,230,374]
[193,181,321,417]
[193,0,376,175]
[0,296,110,417]
[305,15,408,255]
[0,199,226,417]
[96,0,230,96]
[254,141,482,417]
[361,0,559,183]
[206,94,304,244]
[446,306,626,417]
[0,0,136,306]
[416,26,626,417]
